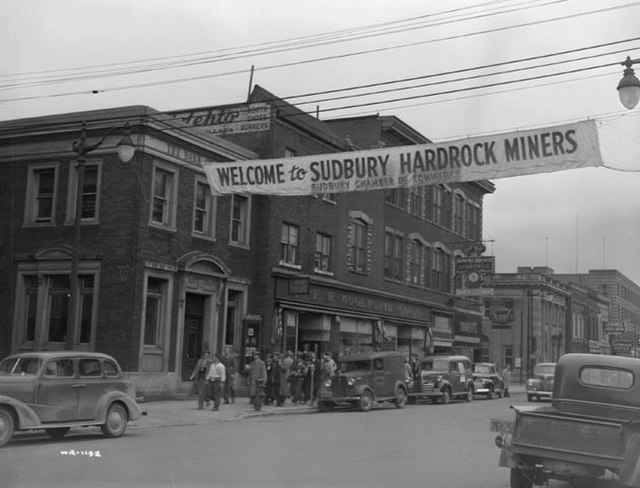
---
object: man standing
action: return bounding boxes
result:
[206,353,226,411]
[221,346,237,404]
[248,351,267,411]
[501,363,512,398]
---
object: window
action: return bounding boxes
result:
[431,186,444,225]
[144,276,168,347]
[351,220,367,273]
[315,233,332,272]
[454,194,465,234]
[408,187,423,217]
[43,359,74,377]
[193,179,216,238]
[384,230,403,281]
[151,165,177,228]
[225,289,243,347]
[580,367,633,389]
[17,272,96,348]
[280,223,299,265]
[79,358,102,377]
[104,360,120,378]
[385,188,407,209]
[230,194,250,245]
[408,240,424,286]
[25,165,57,225]
[504,346,514,368]
[67,163,100,224]
[431,248,450,291]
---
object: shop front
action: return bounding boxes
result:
[274,277,432,359]
[453,314,483,362]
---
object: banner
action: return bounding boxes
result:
[202,119,602,195]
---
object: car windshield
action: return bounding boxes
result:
[340,360,370,372]
[0,356,42,376]
[534,364,556,376]
[422,359,449,371]
[474,364,492,374]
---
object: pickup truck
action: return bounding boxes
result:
[491,353,640,488]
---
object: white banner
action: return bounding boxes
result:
[202,119,602,195]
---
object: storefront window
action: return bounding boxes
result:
[339,318,373,356]
[397,326,426,359]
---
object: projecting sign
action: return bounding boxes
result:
[455,255,495,297]
[605,322,626,333]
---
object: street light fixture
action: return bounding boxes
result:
[617,56,640,110]
[65,122,136,350]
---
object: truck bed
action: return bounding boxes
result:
[512,406,626,468]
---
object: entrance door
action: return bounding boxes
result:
[182,294,205,381]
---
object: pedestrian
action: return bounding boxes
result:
[321,352,336,381]
[265,352,280,406]
[502,363,512,398]
[302,352,315,403]
[404,356,414,390]
[248,351,267,411]
[290,352,308,404]
[189,351,212,410]
[206,353,226,411]
[221,345,237,404]
[277,351,294,406]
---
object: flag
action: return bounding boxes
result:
[424,327,434,354]
[270,305,283,345]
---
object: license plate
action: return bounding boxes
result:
[490,418,513,433]
[320,391,332,398]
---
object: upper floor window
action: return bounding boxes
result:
[151,164,177,229]
[431,247,451,292]
[193,178,216,238]
[280,222,299,265]
[408,239,424,286]
[315,233,332,273]
[454,194,465,235]
[430,186,443,225]
[384,230,404,282]
[25,165,58,225]
[408,186,423,217]
[230,194,250,246]
[385,188,407,209]
[351,220,367,273]
[66,162,100,224]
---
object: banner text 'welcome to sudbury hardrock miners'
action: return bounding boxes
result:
[202,120,603,195]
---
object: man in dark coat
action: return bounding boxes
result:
[248,351,267,411]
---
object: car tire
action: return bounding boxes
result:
[101,403,128,438]
[0,406,15,448]
[440,388,451,405]
[358,390,374,411]
[317,401,333,413]
[510,468,533,488]
[527,394,534,402]
[465,386,474,402]
[45,427,70,439]
[394,387,407,409]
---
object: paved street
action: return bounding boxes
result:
[1,387,570,488]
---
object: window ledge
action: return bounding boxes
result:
[279,261,301,270]
[313,268,334,277]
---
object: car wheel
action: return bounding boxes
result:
[358,390,374,411]
[394,387,407,409]
[45,427,70,439]
[0,407,15,448]
[101,403,128,438]
[527,394,534,402]
[440,388,451,405]
[465,386,473,402]
[487,386,494,400]
[317,401,333,413]
[510,468,533,488]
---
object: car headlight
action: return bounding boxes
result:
[347,378,355,387]
[324,379,332,388]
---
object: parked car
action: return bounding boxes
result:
[317,351,407,412]
[472,362,505,399]
[526,362,556,401]
[492,354,640,488]
[408,355,475,404]
[0,351,144,447]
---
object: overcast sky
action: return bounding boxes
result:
[2,0,639,283]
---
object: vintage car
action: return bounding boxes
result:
[472,362,505,399]
[0,351,144,447]
[317,351,407,412]
[408,355,475,404]
[526,362,556,401]
[491,354,640,488]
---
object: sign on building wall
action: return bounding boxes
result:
[169,102,271,136]
[202,119,602,195]
[455,255,495,297]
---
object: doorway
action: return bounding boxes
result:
[181,294,205,381]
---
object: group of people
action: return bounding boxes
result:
[189,346,238,411]
[190,348,338,411]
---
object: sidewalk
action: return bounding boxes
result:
[131,398,316,430]
[131,385,526,430]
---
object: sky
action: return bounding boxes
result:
[2,0,639,284]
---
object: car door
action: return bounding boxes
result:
[372,358,387,396]
[449,361,461,394]
[76,357,105,421]
[36,358,79,423]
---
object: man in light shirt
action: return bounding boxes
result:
[206,353,226,411]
